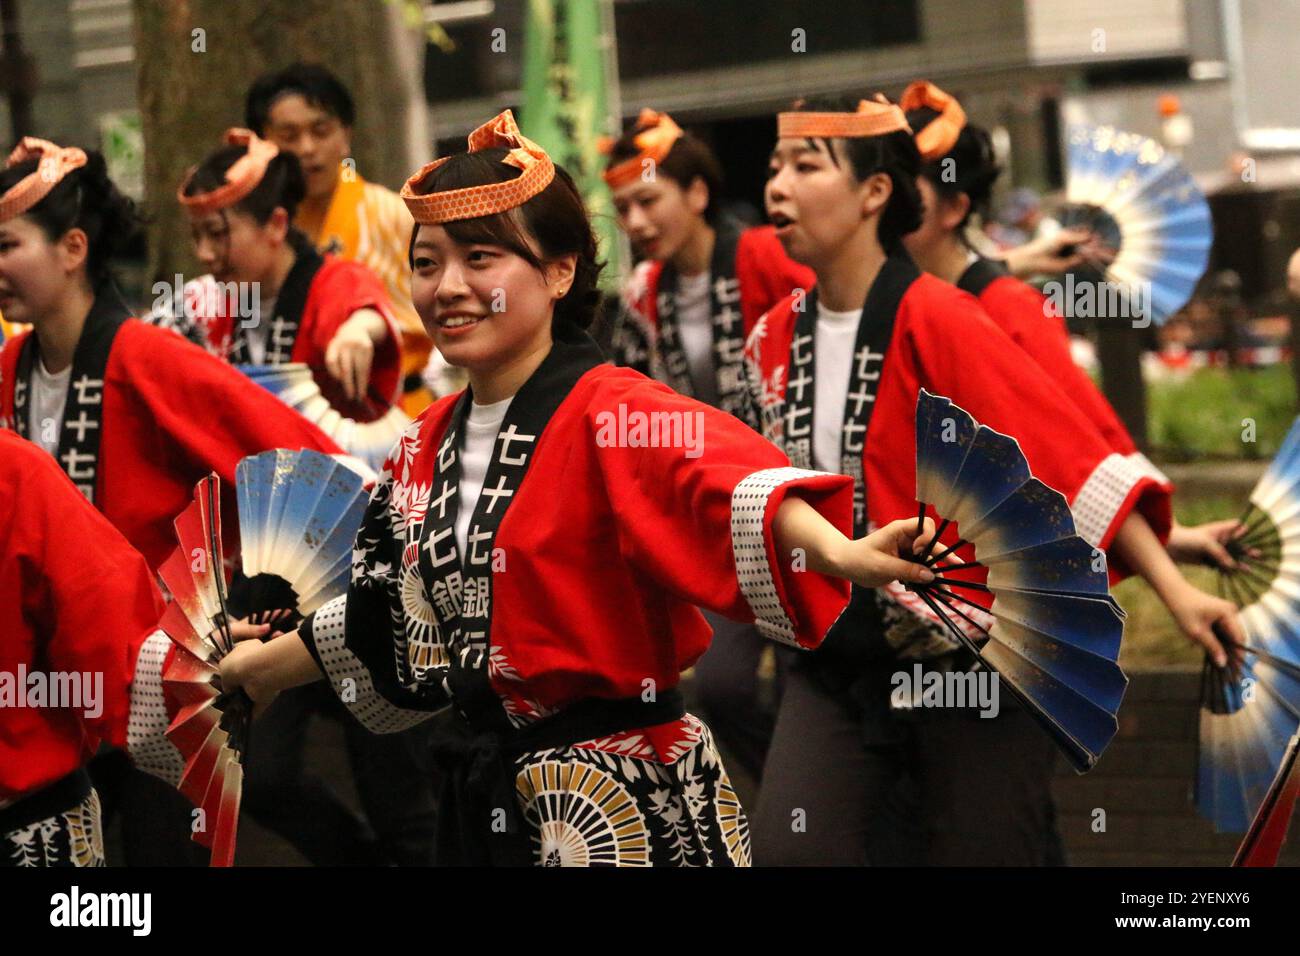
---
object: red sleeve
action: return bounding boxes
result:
[588,372,853,648]
[981,277,1138,456]
[303,257,404,414]
[117,322,345,488]
[736,226,816,336]
[902,279,1171,579]
[8,433,164,752]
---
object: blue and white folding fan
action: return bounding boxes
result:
[156,449,367,865]
[1059,124,1213,325]
[227,447,367,626]
[238,363,411,470]
[1199,414,1300,836]
[904,389,1128,772]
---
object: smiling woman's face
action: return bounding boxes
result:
[410,223,568,372]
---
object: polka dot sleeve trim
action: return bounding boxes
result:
[305,594,441,734]
[731,466,822,648]
[127,630,185,788]
[1071,452,1168,548]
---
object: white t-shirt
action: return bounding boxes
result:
[812,301,861,474]
[29,355,72,457]
[673,272,719,406]
[456,396,512,558]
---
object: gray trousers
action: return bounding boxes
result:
[751,656,1063,866]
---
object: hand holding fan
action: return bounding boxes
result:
[238,362,411,470]
[1059,124,1213,325]
[157,448,368,865]
[1198,413,1300,858]
[902,389,1128,772]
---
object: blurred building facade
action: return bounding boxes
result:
[5,0,1300,304]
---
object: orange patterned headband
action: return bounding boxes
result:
[600,108,685,188]
[778,95,912,140]
[0,138,88,223]
[177,128,280,216]
[901,81,968,161]
[400,110,555,225]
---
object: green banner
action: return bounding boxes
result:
[522,0,624,287]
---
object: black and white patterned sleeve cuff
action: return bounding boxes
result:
[731,466,836,648]
[305,595,442,734]
[1071,451,1168,548]
[127,630,185,788]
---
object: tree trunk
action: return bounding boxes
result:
[1096,322,1149,450]
[132,0,415,286]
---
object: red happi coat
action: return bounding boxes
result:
[613,222,814,422]
[956,256,1159,470]
[299,327,852,865]
[744,256,1173,644]
[0,431,182,802]
[176,247,403,422]
[0,292,347,571]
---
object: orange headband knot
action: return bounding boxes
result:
[0,138,89,223]
[900,81,968,161]
[400,109,555,225]
[777,94,912,140]
[177,128,280,216]
[600,108,685,188]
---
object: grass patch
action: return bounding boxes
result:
[1147,365,1296,461]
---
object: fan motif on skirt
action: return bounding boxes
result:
[517,761,652,867]
[156,449,367,865]
[1059,124,1213,326]
[903,389,1128,772]
[1200,414,1300,864]
[237,362,411,470]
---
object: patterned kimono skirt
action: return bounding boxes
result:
[511,713,750,866]
[2,777,106,868]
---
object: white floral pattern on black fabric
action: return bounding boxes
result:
[516,715,747,867]
[308,594,442,734]
[2,789,105,868]
[731,466,829,647]
[126,630,185,788]
[1072,451,1157,548]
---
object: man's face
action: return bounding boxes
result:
[262,93,352,201]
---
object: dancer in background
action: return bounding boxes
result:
[900,80,1246,571]
[743,95,1244,865]
[0,138,353,867]
[246,62,442,412]
[178,127,402,423]
[603,108,813,785]
[220,110,937,866]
